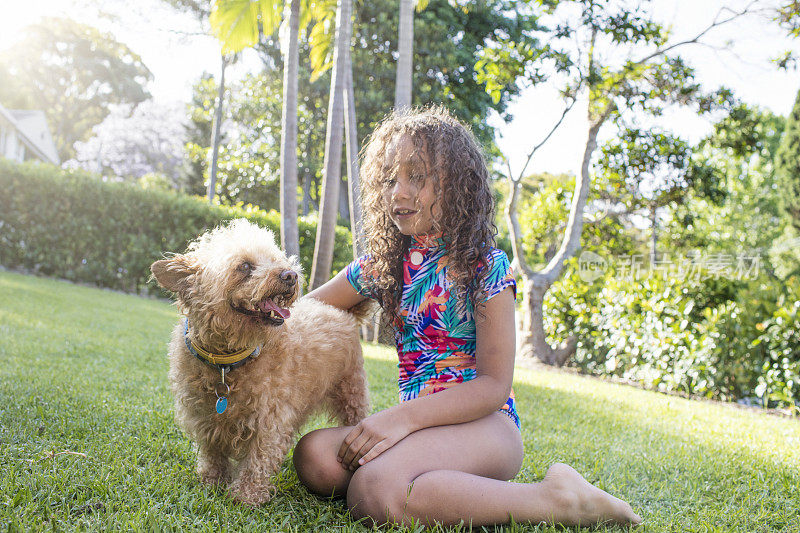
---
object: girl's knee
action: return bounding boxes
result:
[293,430,349,496]
[347,463,409,524]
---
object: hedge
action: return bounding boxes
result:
[0,159,354,294]
[545,259,800,410]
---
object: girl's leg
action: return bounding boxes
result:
[293,412,641,527]
[293,425,357,496]
[292,413,520,498]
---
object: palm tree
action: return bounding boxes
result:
[210,0,300,254]
[279,0,301,257]
[343,45,363,258]
[207,52,230,203]
[309,0,354,289]
[395,0,414,109]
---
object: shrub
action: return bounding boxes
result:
[0,159,353,294]
[544,261,800,409]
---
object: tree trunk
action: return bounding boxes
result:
[395,0,414,109]
[509,106,608,366]
[279,0,301,258]
[344,45,364,258]
[343,44,373,339]
[310,0,352,290]
[650,203,658,264]
[207,53,228,203]
[339,177,350,221]
[517,282,577,366]
[302,169,312,215]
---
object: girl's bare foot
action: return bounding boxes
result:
[541,463,642,527]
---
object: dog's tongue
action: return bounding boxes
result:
[259,298,291,319]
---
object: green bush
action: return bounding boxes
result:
[0,159,354,294]
[544,261,800,409]
[753,284,800,410]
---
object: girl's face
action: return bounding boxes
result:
[381,134,441,236]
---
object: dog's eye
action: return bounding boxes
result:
[238,262,253,274]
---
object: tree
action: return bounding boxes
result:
[774,88,800,276]
[344,45,364,257]
[208,53,233,203]
[66,101,186,184]
[497,172,637,266]
[776,88,800,230]
[0,17,152,160]
[209,0,301,253]
[176,0,531,216]
[596,128,719,262]
[309,0,354,289]
[394,0,416,109]
[772,1,800,68]
[183,74,218,197]
[184,73,283,208]
[662,104,785,264]
[476,0,756,365]
[281,0,302,257]
[299,0,532,152]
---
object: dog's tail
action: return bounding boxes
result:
[347,299,380,325]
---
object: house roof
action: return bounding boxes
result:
[0,103,60,165]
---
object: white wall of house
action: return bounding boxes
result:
[0,104,59,165]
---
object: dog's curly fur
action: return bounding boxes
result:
[151,219,370,505]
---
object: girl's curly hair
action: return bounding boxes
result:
[358,105,497,325]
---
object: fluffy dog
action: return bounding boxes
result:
[151,219,370,505]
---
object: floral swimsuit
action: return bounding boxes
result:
[345,233,520,429]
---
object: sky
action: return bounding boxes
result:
[1,0,799,177]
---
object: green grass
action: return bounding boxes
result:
[1,269,798,532]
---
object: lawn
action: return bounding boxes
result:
[1,269,798,532]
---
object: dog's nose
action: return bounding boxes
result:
[280,270,297,285]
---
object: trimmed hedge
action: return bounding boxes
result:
[0,159,353,294]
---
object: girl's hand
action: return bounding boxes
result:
[337,409,413,470]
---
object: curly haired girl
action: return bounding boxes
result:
[294,106,641,528]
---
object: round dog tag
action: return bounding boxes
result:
[215,397,228,414]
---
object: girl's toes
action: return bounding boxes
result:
[541,463,641,527]
[622,503,642,525]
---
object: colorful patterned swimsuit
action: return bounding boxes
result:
[345,233,520,429]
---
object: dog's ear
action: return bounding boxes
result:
[150,255,197,294]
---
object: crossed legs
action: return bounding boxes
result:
[293,412,641,527]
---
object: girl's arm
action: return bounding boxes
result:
[337,287,516,469]
[305,268,366,311]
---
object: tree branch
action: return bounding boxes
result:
[504,155,534,278]
[630,0,762,68]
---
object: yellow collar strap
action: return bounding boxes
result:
[183,318,259,367]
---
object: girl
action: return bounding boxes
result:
[294,106,641,528]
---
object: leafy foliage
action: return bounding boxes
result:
[0,159,353,294]
[779,0,800,37]
[183,71,301,211]
[494,173,637,269]
[546,262,800,409]
[182,0,531,212]
[525,105,800,408]
[210,0,282,54]
[597,128,722,209]
[775,88,800,231]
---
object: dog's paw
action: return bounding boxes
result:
[197,459,231,486]
[199,468,230,487]
[229,481,275,506]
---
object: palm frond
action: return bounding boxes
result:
[210,0,283,54]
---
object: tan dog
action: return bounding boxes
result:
[151,219,370,505]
